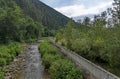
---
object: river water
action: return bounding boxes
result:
[18,44,44,79]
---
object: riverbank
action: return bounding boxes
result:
[4,44,44,79]
[4,45,28,79]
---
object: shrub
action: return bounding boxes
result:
[39,42,57,56]
[0,67,5,79]
[49,59,82,79]
[39,41,83,79]
[42,53,62,69]
[0,42,22,78]
[71,38,91,56]
[0,58,6,66]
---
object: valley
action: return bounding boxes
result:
[0,0,120,79]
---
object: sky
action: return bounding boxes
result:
[40,0,113,18]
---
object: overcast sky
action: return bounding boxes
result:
[40,0,113,17]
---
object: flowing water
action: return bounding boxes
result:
[18,44,44,79]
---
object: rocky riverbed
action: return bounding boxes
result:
[4,44,44,79]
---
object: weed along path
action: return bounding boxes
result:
[5,44,44,79]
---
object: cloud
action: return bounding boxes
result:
[40,0,74,7]
[55,1,113,17]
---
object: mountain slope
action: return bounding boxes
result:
[14,0,69,29]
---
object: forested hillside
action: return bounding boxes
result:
[0,0,69,43]
[14,0,69,29]
[0,0,45,43]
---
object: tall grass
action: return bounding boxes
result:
[0,42,22,79]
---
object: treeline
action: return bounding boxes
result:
[39,41,82,79]
[0,0,45,43]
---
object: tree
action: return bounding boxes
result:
[77,19,82,24]
[64,19,75,48]
[93,14,106,27]
[112,0,120,24]
[82,17,91,26]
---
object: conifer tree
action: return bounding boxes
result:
[112,0,120,24]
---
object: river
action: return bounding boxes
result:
[18,44,44,79]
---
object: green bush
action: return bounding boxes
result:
[39,42,62,69]
[42,53,62,69]
[71,38,91,54]
[39,41,83,79]
[0,67,5,79]
[8,42,22,56]
[0,58,6,66]
[49,59,82,79]
[0,42,22,78]
[39,42,58,57]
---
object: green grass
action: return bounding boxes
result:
[0,42,22,79]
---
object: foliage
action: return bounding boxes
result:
[39,41,82,79]
[64,19,75,49]
[49,59,82,79]
[112,0,120,23]
[39,42,57,56]
[0,67,5,79]
[0,0,44,43]
[0,42,22,78]
[14,0,69,29]
[42,53,62,69]
[55,19,120,77]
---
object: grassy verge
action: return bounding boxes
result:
[0,42,22,79]
[39,40,83,79]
